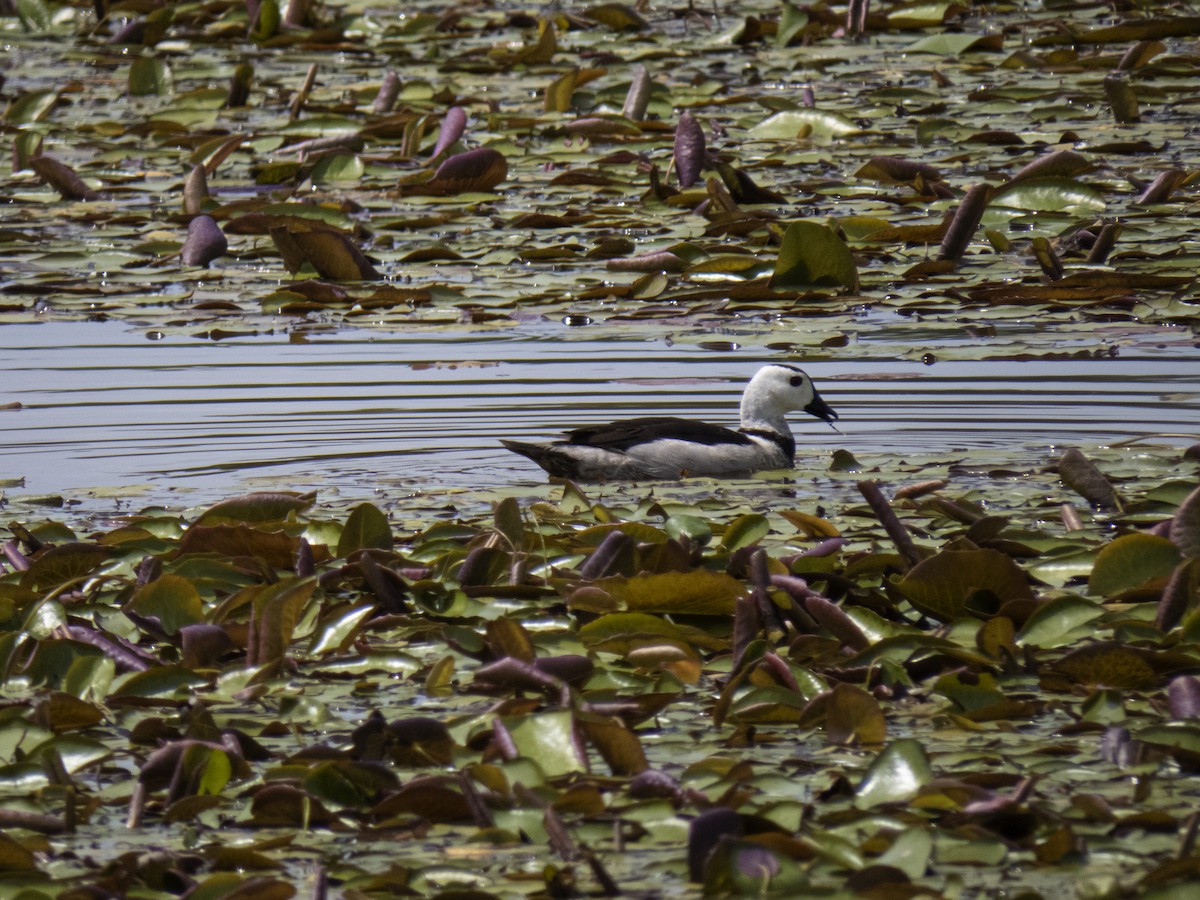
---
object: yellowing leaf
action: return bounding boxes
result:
[990,176,1107,213]
[1089,532,1181,596]
[573,569,744,616]
[770,221,859,290]
[896,548,1033,622]
[748,109,860,141]
[1052,642,1158,690]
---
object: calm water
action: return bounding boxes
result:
[2,320,1198,508]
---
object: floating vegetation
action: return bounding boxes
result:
[2,442,1200,895]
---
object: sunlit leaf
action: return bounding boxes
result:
[990,176,1107,213]
[748,109,860,141]
[501,710,586,776]
[907,32,1004,54]
[1018,595,1102,648]
[196,492,315,525]
[311,153,364,184]
[856,739,932,807]
[1089,533,1181,597]
[337,503,393,556]
[248,576,319,667]
[770,221,859,290]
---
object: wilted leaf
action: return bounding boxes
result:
[30,155,99,201]
[270,224,381,281]
[421,147,507,195]
[674,112,705,188]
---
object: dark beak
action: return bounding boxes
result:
[804,390,838,423]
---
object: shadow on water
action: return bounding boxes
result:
[2,320,1198,506]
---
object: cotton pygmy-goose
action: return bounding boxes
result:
[501,364,838,481]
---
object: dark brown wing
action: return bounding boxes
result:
[565,417,752,452]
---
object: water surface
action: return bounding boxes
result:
[3,320,1197,511]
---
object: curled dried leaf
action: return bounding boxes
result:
[674,112,705,189]
[1058,448,1118,509]
[31,155,100,201]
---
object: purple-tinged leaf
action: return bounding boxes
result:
[1010,149,1093,183]
[372,70,400,115]
[180,215,227,268]
[31,155,99,201]
[938,183,991,261]
[3,540,30,571]
[419,146,507,195]
[606,251,686,273]
[674,112,705,188]
[1169,675,1200,719]
[1156,558,1199,631]
[1086,222,1122,263]
[805,594,870,650]
[1135,168,1186,205]
[180,624,236,669]
[577,529,634,580]
[431,106,467,158]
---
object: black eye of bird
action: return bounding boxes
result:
[789,376,804,387]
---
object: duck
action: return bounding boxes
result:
[500,364,838,481]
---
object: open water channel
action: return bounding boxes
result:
[3,316,1198,513]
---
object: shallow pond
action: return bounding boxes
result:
[4,318,1198,510]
